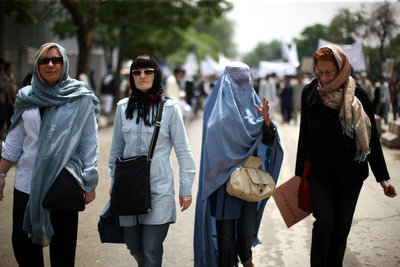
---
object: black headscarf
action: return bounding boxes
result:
[125,54,163,125]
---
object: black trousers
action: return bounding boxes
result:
[216,201,258,267]
[12,188,79,267]
[309,177,363,267]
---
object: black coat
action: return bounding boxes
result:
[295,79,390,183]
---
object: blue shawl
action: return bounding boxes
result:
[193,62,283,267]
[10,42,100,246]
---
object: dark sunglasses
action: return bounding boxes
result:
[38,57,63,65]
[132,69,154,76]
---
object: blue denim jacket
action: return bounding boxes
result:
[109,98,196,226]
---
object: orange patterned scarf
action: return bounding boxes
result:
[315,44,371,162]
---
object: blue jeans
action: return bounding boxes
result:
[123,223,170,267]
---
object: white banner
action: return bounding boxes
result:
[258,61,297,78]
[318,39,367,72]
[200,55,224,77]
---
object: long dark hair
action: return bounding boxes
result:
[125,54,163,125]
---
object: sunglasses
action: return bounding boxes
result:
[38,57,63,65]
[132,69,154,76]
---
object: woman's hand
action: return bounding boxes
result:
[255,97,271,128]
[380,180,397,198]
[85,189,96,205]
[179,195,192,212]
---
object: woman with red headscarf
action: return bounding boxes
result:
[294,44,396,267]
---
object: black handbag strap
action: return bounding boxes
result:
[148,96,165,160]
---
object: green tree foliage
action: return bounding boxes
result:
[294,23,328,60]
[95,0,232,98]
[0,0,40,57]
[366,1,399,66]
[242,40,281,68]
[166,17,236,69]
[58,0,99,77]
[326,8,366,44]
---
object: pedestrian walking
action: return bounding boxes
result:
[294,44,397,267]
[4,62,18,131]
[292,74,304,125]
[390,79,398,121]
[194,62,283,267]
[258,74,278,120]
[108,54,195,267]
[280,76,293,123]
[0,58,13,139]
[165,67,185,103]
[0,42,100,266]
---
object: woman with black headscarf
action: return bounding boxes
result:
[108,54,195,267]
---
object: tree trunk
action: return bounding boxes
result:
[114,27,126,105]
[379,42,384,71]
[76,26,95,77]
[60,0,99,77]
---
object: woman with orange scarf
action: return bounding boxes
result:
[294,44,396,267]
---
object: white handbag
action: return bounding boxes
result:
[226,156,276,202]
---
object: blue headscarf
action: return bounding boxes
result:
[194,62,283,266]
[11,42,100,246]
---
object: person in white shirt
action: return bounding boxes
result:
[0,42,99,267]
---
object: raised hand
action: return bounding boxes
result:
[254,97,271,128]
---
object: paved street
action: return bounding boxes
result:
[1,113,400,267]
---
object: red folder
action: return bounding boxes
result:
[273,176,312,228]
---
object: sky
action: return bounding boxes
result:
[226,0,398,54]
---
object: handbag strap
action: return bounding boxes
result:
[148,96,165,160]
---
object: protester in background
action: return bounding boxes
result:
[100,70,116,124]
[372,77,381,115]
[194,62,283,267]
[378,76,390,124]
[294,44,396,267]
[280,76,293,123]
[78,71,94,92]
[108,54,195,267]
[0,42,100,267]
[258,74,277,120]
[3,62,18,132]
[165,67,185,102]
[0,58,13,139]
[292,73,304,125]
[390,79,398,121]
[359,72,373,101]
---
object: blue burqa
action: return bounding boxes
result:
[193,62,283,266]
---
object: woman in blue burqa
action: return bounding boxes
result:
[194,62,283,267]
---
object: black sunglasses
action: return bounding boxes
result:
[132,69,155,76]
[39,57,63,65]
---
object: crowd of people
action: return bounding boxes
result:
[0,42,398,267]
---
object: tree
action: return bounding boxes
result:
[294,23,328,60]
[326,8,366,44]
[366,1,399,67]
[242,40,281,68]
[96,0,232,100]
[165,16,236,69]
[0,0,39,58]
[58,0,99,77]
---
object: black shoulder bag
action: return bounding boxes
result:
[110,97,165,216]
